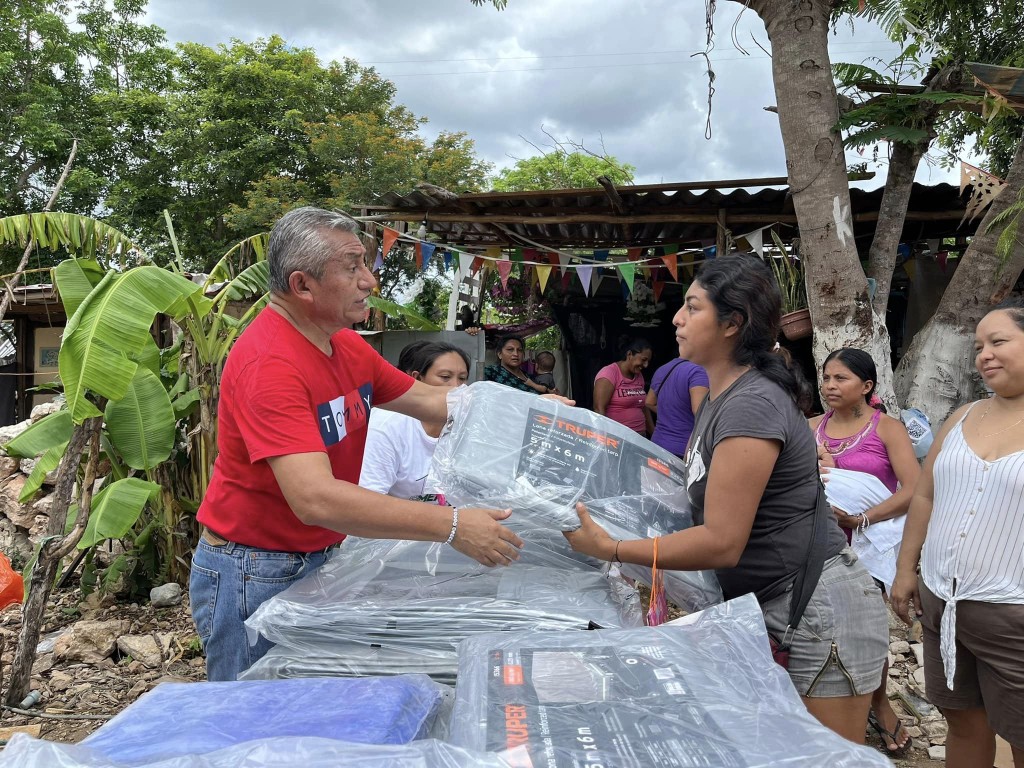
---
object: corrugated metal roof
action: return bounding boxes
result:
[369,181,972,251]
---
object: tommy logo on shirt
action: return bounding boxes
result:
[316,383,373,447]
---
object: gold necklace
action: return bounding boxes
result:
[976,401,1024,439]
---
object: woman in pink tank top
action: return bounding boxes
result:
[593,337,653,435]
[808,347,920,756]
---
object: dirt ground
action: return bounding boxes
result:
[0,585,942,765]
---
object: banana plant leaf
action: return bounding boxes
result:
[53,259,106,319]
[104,367,176,471]
[0,213,141,263]
[77,478,160,550]
[217,260,269,303]
[365,296,441,331]
[206,232,269,285]
[59,267,203,423]
[19,443,68,503]
[131,335,162,378]
[3,410,73,459]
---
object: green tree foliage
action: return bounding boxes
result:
[491,151,635,192]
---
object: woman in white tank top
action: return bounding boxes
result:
[891,299,1024,766]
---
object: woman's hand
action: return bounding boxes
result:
[541,393,575,406]
[831,505,861,529]
[816,445,836,469]
[890,567,922,626]
[562,502,616,560]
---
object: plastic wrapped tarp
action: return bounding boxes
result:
[449,593,893,767]
[243,536,641,684]
[0,735,514,768]
[79,676,448,764]
[429,382,722,611]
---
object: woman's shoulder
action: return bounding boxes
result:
[595,362,619,380]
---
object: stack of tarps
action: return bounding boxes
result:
[449,594,893,767]
[429,382,722,612]
[0,736,514,768]
[242,536,642,685]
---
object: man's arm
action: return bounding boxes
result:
[267,452,523,566]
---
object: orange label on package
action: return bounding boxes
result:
[503,665,524,685]
[647,457,670,476]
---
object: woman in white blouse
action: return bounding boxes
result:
[892,299,1024,767]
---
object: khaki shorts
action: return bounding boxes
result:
[762,548,887,697]
[919,579,1024,748]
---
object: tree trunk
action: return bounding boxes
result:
[867,139,929,314]
[895,137,1024,426]
[867,64,963,315]
[749,0,892,394]
[4,415,103,706]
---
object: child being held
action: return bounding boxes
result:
[533,351,559,395]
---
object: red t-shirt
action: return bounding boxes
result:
[197,309,414,551]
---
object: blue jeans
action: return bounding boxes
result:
[189,538,331,681]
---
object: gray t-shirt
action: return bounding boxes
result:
[684,369,845,601]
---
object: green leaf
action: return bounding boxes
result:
[59,267,204,423]
[0,214,141,263]
[365,295,441,331]
[4,410,73,459]
[78,478,160,550]
[104,367,176,471]
[19,444,68,503]
[131,335,163,378]
[53,259,106,319]
[218,260,269,303]
[172,389,202,418]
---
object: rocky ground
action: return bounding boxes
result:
[0,581,949,765]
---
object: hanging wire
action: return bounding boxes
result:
[697,0,719,140]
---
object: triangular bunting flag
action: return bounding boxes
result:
[903,257,917,282]
[414,242,422,265]
[459,252,474,275]
[936,251,948,273]
[420,242,436,271]
[703,245,717,260]
[661,252,679,282]
[652,279,666,303]
[663,244,679,256]
[618,263,636,293]
[680,251,695,280]
[558,253,572,271]
[382,227,400,258]
[561,268,573,291]
[627,247,642,261]
[510,248,523,263]
[497,259,514,289]
[443,250,453,271]
[740,228,764,255]
[536,265,552,293]
[578,265,594,297]
[471,256,484,275]
[620,278,631,302]
[485,246,502,261]
[372,251,384,272]
[523,248,538,262]
[593,249,610,262]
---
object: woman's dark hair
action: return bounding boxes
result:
[411,342,470,378]
[776,345,815,417]
[823,348,878,405]
[618,336,652,360]
[496,335,525,352]
[396,340,431,375]
[992,296,1024,330]
[694,254,803,404]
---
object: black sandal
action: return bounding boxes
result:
[868,712,913,756]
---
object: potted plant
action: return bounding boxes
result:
[767,232,811,340]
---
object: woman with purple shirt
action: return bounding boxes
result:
[646,359,709,458]
[809,347,920,756]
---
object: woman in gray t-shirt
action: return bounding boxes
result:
[564,255,887,746]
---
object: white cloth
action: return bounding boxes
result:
[822,467,904,589]
[920,404,1024,689]
[359,409,439,500]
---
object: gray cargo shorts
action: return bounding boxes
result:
[761,547,888,697]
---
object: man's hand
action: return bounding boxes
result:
[450,507,524,567]
[562,502,616,560]
[890,568,922,626]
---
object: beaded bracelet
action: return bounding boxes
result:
[444,507,459,545]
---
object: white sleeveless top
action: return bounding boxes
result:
[920,403,1024,689]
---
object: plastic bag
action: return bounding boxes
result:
[0,735,513,768]
[449,594,892,767]
[80,676,448,763]
[900,407,934,460]
[0,551,24,611]
[429,383,722,611]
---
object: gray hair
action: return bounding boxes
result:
[267,206,362,294]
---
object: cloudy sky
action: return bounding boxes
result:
[144,0,966,190]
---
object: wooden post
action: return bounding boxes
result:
[716,209,729,257]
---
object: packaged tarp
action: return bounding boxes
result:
[449,594,892,767]
[0,735,513,768]
[243,536,641,684]
[79,676,448,764]
[429,382,722,611]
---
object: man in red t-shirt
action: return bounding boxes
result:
[190,207,526,680]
